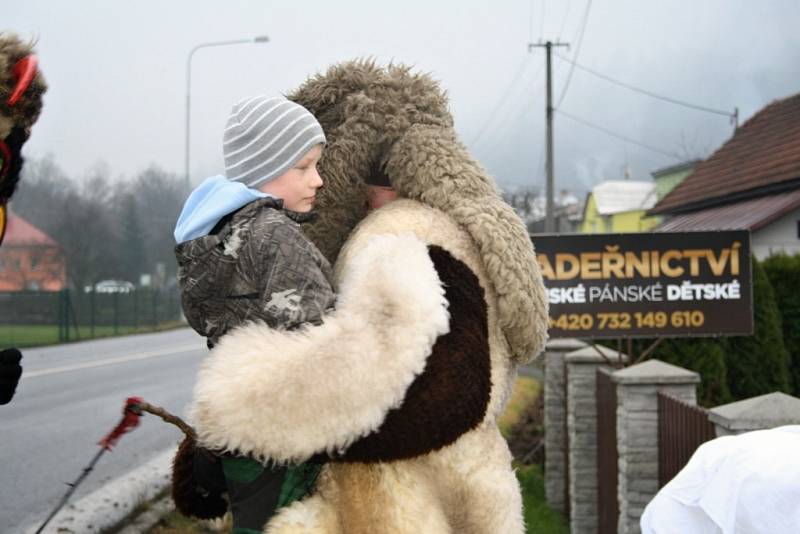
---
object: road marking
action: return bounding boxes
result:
[22,344,205,379]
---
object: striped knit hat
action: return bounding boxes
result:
[223,95,326,188]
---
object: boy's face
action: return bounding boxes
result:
[258,144,323,212]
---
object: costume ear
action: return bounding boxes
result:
[386,124,549,363]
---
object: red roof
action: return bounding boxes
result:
[4,212,58,246]
[655,188,800,232]
[651,92,800,214]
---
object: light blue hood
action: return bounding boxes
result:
[174,175,271,244]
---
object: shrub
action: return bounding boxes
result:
[651,337,730,407]
[762,253,800,395]
[723,257,791,399]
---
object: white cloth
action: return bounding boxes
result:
[641,425,800,534]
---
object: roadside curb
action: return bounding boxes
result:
[24,448,173,534]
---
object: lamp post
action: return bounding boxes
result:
[185,35,269,188]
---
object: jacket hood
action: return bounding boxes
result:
[288,60,548,362]
[174,175,270,244]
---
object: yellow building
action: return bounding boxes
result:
[580,180,660,233]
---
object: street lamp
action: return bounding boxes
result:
[185,35,269,188]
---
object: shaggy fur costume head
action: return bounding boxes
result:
[0,34,46,137]
[289,60,548,362]
[0,33,47,206]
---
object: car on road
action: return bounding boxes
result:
[83,280,136,294]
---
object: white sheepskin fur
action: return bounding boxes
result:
[191,232,450,463]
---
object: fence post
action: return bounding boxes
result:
[709,392,800,437]
[565,344,627,534]
[133,289,138,331]
[152,289,158,330]
[57,290,65,343]
[544,338,587,515]
[612,360,700,534]
[90,288,95,338]
[111,291,118,335]
[63,289,70,342]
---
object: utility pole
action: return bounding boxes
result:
[529,40,569,233]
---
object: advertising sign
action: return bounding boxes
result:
[534,231,753,339]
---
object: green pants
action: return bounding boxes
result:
[221,456,323,534]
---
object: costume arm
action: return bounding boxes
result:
[332,245,492,462]
[191,233,450,464]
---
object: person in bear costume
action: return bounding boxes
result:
[0,34,47,405]
[186,60,549,534]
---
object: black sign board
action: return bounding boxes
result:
[533,231,753,339]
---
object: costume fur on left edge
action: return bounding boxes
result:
[190,60,549,534]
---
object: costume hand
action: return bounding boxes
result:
[171,434,228,519]
[0,348,22,405]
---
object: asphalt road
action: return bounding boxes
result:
[0,328,207,533]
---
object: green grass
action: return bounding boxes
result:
[0,321,186,348]
[499,376,542,437]
[517,463,570,534]
[146,511,227,533]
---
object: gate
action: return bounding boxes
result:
[657,392,716,487]
[596,368,618,534]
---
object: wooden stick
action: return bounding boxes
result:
[136,400,196,440]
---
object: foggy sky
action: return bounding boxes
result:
[5,0,800,195]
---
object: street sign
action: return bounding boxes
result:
[533,231,753,339]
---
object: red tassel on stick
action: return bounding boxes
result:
[98,396,143,450]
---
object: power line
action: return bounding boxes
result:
[555,0,592,108]
[469,57,538,146]
[557,108,683,160]
[554,52,737,120]
[478,89,540,156]
[556,0,573,41]
[539,0,546,42]
[529,0,536,43]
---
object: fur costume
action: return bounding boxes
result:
[190,61,549,533]
[0,33,47,206]
[0,35,46,406]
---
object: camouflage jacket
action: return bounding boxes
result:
[175,197,336,346]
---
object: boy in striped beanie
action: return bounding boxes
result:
[173,95,334,533]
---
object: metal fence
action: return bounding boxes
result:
[0,288,182,346]
[657,392,717,487]
[596,368,619,534]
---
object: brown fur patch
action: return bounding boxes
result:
[336,246,491,462]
